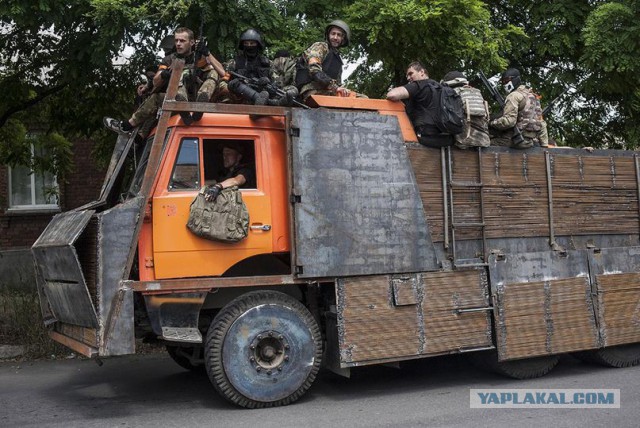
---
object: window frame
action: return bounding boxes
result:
[7,143,60,212]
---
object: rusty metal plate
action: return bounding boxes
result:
[489,251,598,360]
[291,108,439,278]
[96,197,144,355]
[391,274,420,306]
[32,210,98,329]
[589,247,640,347]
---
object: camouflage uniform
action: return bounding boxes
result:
[130,52,219,126]
[299,42,341,100]
[271,56,297,91]
[489,85,549,148]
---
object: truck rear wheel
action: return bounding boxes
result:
[204,290,322,408]
[573,343,640,368]
[469,350,559,379]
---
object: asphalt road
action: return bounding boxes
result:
[1,352,638,427]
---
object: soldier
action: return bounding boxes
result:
[262,50,298,106]
[441,71,490,149]
[221,29,271,105]
[104,27,221,134]
[204,143,256,202]
[297,20,353,100]
[489,68,549,148]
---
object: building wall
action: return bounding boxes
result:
[0,138,106,251]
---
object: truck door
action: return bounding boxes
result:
[150,130,276,279]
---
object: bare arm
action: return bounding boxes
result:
[387,86,410,101]
[218,174,246,189]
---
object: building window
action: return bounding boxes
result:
[8,144,59,210]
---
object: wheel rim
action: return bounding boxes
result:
[221,303,317,402]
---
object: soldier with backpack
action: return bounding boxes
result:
[386,61,464,148]
[441,71,490,149]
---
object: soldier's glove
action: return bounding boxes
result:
[160,69,172,80]
[255,76,271,88]
[204,184,223,202]
[312,71,333,88]
[196,38,209,57]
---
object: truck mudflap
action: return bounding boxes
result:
[32,196,144,357]
[290,108,439,278]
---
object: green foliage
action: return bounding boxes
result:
[0,288,67,359]
[346,0,518,93]
[2,0,638,161]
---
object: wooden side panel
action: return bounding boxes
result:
[596,272,640,346]
[338,276,422,363]
[482,151,550,239]
[495,277,599,360]
[55,322,99,347]
[422,270,492,353]
[337,270,493,366]
[553,156,638,236]
[407,145,445,242]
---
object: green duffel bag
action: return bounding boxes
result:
[186,186,249,243]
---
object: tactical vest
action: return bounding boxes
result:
[322,49,343,81]
[454,85,490,149]
[517,88,543,133]
[187,186,249,243]
[235,54,271,79]
[294,44,343,87]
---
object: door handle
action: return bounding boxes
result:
[250,224,272,231]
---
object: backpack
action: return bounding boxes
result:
[433,83,465,135]
[186,186,249,243]
[454,86,490,149]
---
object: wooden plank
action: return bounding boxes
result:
[596,273,640,346]
[495,277,599,360]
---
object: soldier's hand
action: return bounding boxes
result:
[312,71,333,87]
[204,184,223,202]
[256,76,271,88]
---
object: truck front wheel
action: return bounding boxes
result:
[573,343,640,368]
[204,290,322,408]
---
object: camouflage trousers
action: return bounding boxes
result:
[177,69,220,102]
[131,92,164,127]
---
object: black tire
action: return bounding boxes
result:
[204,290,322,408]
[573,343,640,368]
[166,345,204,372]
[468,350,559,380]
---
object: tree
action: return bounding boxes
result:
[344,0,520,97]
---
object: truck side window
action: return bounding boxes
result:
[169,137,200,190]
[202,139,257,189]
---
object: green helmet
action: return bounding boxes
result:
[325,19,350,47]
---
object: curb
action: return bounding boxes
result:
[0,345,26,359]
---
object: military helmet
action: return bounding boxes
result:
[501,68,522,92]
[238,28,265,50]
[325,19,351,47]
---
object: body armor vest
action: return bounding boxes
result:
[517,88,543,132]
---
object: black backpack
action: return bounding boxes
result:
[433,82,465,135]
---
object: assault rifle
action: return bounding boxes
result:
[477,71,524,146]
[229,70,309,109]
